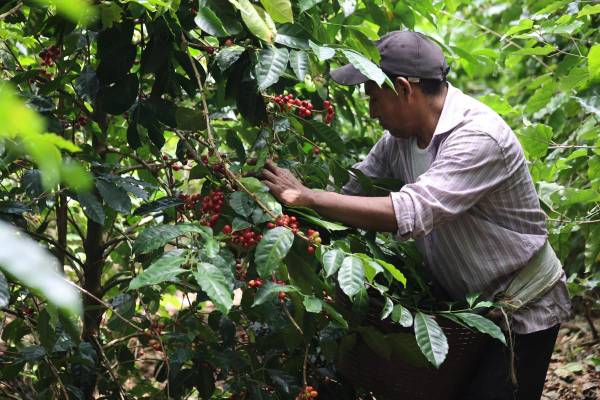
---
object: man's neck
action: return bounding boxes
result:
[416,84,448,149]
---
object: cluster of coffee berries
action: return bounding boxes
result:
[270,93,313,118]
[247,278,264,288]
[199,190,224,227]
[323,100,335,124]
[230,227,263,248]
[306,229,321,255]
[270,277,287,301]
[224,38,234,47]
[235,258,246,280]
[176,193,202,212]
[295,386,318,400]
[267,214,300,233]
[199,154,225,175]
[73,116,88,129]
[39,45,60,67]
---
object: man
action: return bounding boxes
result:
[261,31,572,400]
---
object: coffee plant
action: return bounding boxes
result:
[0,0,598,399]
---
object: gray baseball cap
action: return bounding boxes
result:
[330,31,450,85]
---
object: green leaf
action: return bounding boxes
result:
[303,296,323,313]
[274,24,309,49]
[133,224,211,254]
[0,221,81,315]
[0,271,8,308]
[322,302,348,328]
[380,297,393,320]
[229,191,255,217]
[578,4,600,17]
[194,7,230,36]
[204,238,220,258]
[376,259,406,287]
[215,46,245,71]
[338,256,364,299]
[478,93,515,116]
[77,191,105,225]
[96,74,139,115]
[134,197,184,215]
[309,40,335,61]
[255,47,289,91]
[391,304,413,327]
[254,227,295,277]
[259,0,293,23]
[588,44,600,82]
[253,281,298,306]
[230,0,275,43]
[341,49,389,87]
[298,117,345,153]
[193,262,233,314]
[239,177,268,193]
[287,207,349,231]
[516,124,553,159]
[96,178,131,214]
[414,312,448,368]
[37,309,56,351]
[129,250,188,290]
[322,249,345,277]
[453,312,506,345]
[232,217,252,232]
[175,107,207,131]
[503,19,534,38]
[299,0,322,13]
[289,50,309,81]
[513,44,555,56]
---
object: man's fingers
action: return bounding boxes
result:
[265,159,279,173]
[262,180,277,193]
[261,169,278,183]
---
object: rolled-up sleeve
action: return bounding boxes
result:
[390,130,514,240]
[342,133,393,195]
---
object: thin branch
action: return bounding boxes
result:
[281,302,303,336]
[92,336,127,400]
[0,2,23,21]
[62,279,144,332]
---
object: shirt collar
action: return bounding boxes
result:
[432,81,464,137]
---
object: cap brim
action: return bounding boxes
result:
[330,64,369,85]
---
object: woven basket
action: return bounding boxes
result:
[335,290,490,400]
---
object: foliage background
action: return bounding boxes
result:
[0,0,598,398]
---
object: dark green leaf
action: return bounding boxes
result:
[298,117,345,153]
[175,107,207,131]
[254,227,295,277]
[129,250,187,290]
[193,262,233,314]
[255,47,289,91]
[133,224,211,254]
[134,197,183,215]
[215,46,245,71]
[96,178,131,214]
[252,281,298,306]
[194,7,230,36]
[96,74,139,115]
[77,191,105,225]
[453,312,506,345]
[303,296,323,313]
[414,312,448,368]
[229,191,255,217]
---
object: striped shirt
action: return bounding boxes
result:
[342,83,571,334]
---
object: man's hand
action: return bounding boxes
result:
[261,160,314,207]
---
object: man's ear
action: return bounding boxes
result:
[394,76,413,99]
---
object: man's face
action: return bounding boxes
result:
[364,80,414,139]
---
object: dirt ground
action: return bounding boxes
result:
[542,315,599,400]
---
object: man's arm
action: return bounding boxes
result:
[261,161,397,232]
